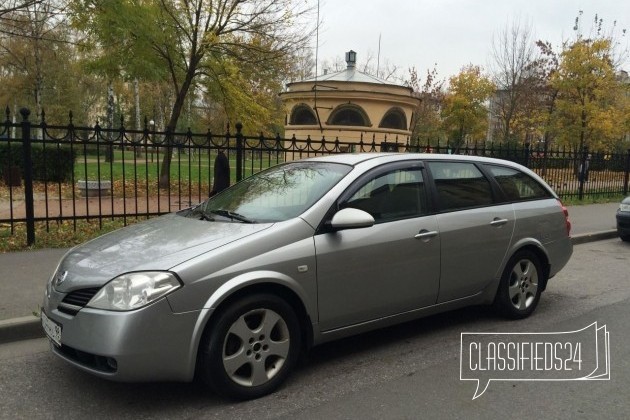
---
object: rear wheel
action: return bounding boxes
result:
[199,293,301,400]
[620,234,630,242]
[494,250,544,319]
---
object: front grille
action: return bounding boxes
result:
[58,287,100,316]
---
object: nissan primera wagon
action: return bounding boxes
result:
[42,153,573,399]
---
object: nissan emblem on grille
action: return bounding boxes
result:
[54,270,68,287]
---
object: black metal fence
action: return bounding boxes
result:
[1,107,630,245]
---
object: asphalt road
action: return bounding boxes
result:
[1,239,629,419]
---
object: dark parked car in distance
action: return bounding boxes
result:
[617,196,630,241]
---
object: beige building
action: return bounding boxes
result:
[279,51,420,151]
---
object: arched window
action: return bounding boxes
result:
[379,108,407,130]
[327,104,370,127]
[289,104,318,125]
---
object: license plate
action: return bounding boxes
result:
[41,311,62,347]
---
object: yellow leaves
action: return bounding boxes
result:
[0,219,141,253]
[442,65,495,144]
[202,31,219,48]
[550,37,627,149]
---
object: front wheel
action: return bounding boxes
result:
[199,293,301,400]
[494,250,545,319]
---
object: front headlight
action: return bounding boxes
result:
[620,203,630,212]
[87,271,182,311]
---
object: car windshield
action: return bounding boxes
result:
[194,161,351,223]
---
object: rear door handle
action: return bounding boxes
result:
[490,218,509,227]
[415,230,438,240]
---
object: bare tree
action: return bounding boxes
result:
[285,45,316,83]
[0,0,67,126]
[406,66,445,144]
[0,1,42,19]
[490,18,537,144]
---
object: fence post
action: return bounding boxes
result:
[577,146,589,201]
[235,122,243,182]
[624,149,630,196]
[20,108,35,246]
[523,142,531,167]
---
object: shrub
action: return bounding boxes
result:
[0,142,76,182]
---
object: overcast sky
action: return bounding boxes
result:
[314,0,630,82]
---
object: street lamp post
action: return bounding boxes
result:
[149,120,155,163]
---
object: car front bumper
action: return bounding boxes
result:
[617,211,630,238]
[42,288,206,382]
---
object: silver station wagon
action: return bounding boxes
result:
[42,153,573,399]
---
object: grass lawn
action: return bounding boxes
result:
[75,149,282,185]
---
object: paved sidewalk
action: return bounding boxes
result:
[0,202,621,344]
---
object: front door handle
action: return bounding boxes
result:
[490,218,509,227]
[415,230,438,240]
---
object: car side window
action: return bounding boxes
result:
[343,168,427,223]
[427,161,493,211]
[485,165,551,201]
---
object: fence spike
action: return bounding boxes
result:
[20,108,30,121]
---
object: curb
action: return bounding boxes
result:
[571,230,618,245]
[0,231,621,345]
[0,315,44,345]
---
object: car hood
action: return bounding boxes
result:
[54,213,273,291]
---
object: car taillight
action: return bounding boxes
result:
[558,199,571,236]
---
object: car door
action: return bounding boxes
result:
[315,162,441,331]
[426,161,515,303]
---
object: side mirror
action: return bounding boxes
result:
[329,208,375,230]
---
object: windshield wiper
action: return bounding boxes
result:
[208,209,256,223]
[198,212,214,221]
[186,203,215,221]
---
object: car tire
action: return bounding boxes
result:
[620,234,630,242]
[199,293,301,400]
[493,250,544,319]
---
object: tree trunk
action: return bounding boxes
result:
[33,10,43,140]
[158,101,186,188]
[158,73,196,188]
[134,78,142,157]
[105,80,115,163]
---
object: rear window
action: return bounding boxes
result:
[485,165,551,201]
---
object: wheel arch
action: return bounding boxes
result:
[207,282,313,348]
[484,241,552,305]
[490,243,550,319]
[192,280,314,379]
[492,242,551,298]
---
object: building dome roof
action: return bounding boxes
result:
[301,65,392,85]
[287,50,410,91]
